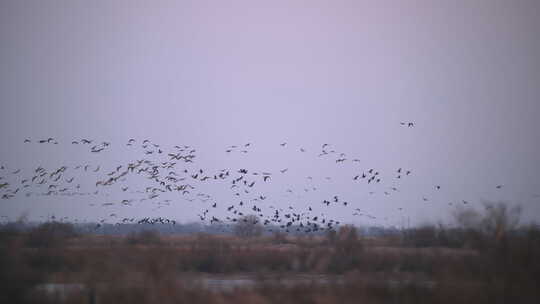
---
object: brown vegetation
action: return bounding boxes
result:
[1,204,539,303]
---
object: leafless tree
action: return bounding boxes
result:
[481,201,521,242]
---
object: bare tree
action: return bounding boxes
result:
[233,214,263,238]
[481,201,521,242]
[452,201,522,247]
[452,206,481,229]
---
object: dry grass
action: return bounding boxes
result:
[1,222,539,303]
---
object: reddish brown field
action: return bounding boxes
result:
[1,224,539,304]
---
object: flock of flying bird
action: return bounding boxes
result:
[1,127,508,232]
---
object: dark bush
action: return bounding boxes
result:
[233,215,263,238]
[25,221,77,248]
[126,230,162,246]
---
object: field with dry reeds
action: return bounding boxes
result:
[1,206,540,303]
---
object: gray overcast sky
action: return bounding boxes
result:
[1,0,540,227]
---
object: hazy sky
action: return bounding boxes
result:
[1,0,540,227]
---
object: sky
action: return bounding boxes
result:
[1,0,540,227]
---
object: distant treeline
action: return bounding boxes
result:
[0,220,401,237]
